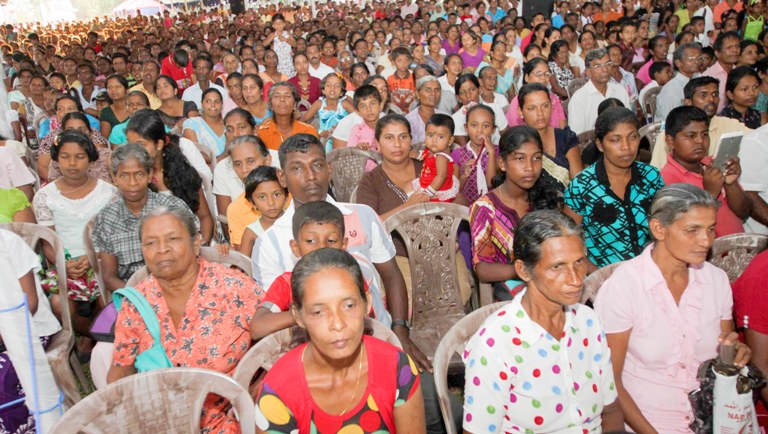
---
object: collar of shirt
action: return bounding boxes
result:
[594,157,642,188]
[116,190,162,221]
[634,244,708,293]
[273,194,353,229]
[509,288,577,344]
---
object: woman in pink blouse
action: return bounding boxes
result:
[506,58,567,129]
[595,183,752,434]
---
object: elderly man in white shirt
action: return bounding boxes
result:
[567,48,630,134]
[654,42,702,122]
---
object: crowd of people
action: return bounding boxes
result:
[3,0,768,432]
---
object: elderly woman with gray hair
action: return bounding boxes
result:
[595,183,752,434]
[107,205,264,433]
[463,210,624,433]
[91,143,198,295]
[404,75,445,148]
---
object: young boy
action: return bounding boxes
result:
[347,84,383,153]
[638,61,673,118]
[660,105,749,236]
[617,20,638,71]
[249,201,391,340]
[690,16,708,47]
[386,46,416,114]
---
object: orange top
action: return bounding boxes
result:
[593,11,623,23]
[257,118,319,151]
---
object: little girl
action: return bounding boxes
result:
[453,104,498,205]
[237,166,288,255]
[413,114,460,202]
[302,73,355,151]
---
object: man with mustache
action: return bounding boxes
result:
[306,43,335,80]
[650,76,751,168]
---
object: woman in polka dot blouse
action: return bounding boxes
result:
[255,249,426,434]
[463,210,625,433]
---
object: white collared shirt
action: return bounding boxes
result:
[251,196,396,288]
[567,80,630,134]
[308,62,335,80]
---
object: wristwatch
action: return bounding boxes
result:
[391,319,411,330]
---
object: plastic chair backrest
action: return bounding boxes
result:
[49,368,255,434]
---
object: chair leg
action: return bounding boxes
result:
[69,351,93,395]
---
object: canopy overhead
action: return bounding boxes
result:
[113,0,165,17]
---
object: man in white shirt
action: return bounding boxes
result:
[181,56,237,114]
[655,42,702,122]
[568,48,630,134]
[353,38,377,75]
[401,0,419,18]
[738,124,768,234]
[306,44,335,80]
[251,133,431,371]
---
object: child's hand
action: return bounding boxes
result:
[460,159,476,182]
[356,142,371,151]
[480,136,494,153]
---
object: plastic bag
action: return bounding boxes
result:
[689,345,766,434]
[712,367,760,434]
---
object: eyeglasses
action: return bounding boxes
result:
[590,61,613,70]
[531,71,552,78]
[685,55,704,62]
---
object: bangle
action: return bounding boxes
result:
[425,186,436,197]
[391,319,411,330]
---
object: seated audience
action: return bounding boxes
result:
[126,109,214,243]
[463,210,623,433]
[255,248,424,433]
[91,144,197,292]
[661,106,750,236]
[595,183,751,433]
[108,205,263,433]
[564,107,664,269]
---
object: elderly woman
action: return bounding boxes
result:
[256,82,318,153]
[108,205,264,433]
[564,107,664,269]
[506,58,567,129]
[518,83,584,194]
[91,144,197,293]
[595,184,751,434]
[255,248,424,433]
[155,74,199,130]
[463,210,624,433]
[405,75,445,148]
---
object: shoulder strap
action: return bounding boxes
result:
[113,287,163,342]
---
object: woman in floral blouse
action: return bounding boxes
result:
[108,206,264,434]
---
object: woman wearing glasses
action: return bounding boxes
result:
[506,58,567,129]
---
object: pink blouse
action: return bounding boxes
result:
[594,245,733,433]
[506,92,566,129]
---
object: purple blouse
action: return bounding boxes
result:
[442,39,462,56]
[459,48,486,69]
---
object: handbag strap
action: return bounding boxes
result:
[113,287,163,344]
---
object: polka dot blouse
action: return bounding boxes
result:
[463,290,618,433]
